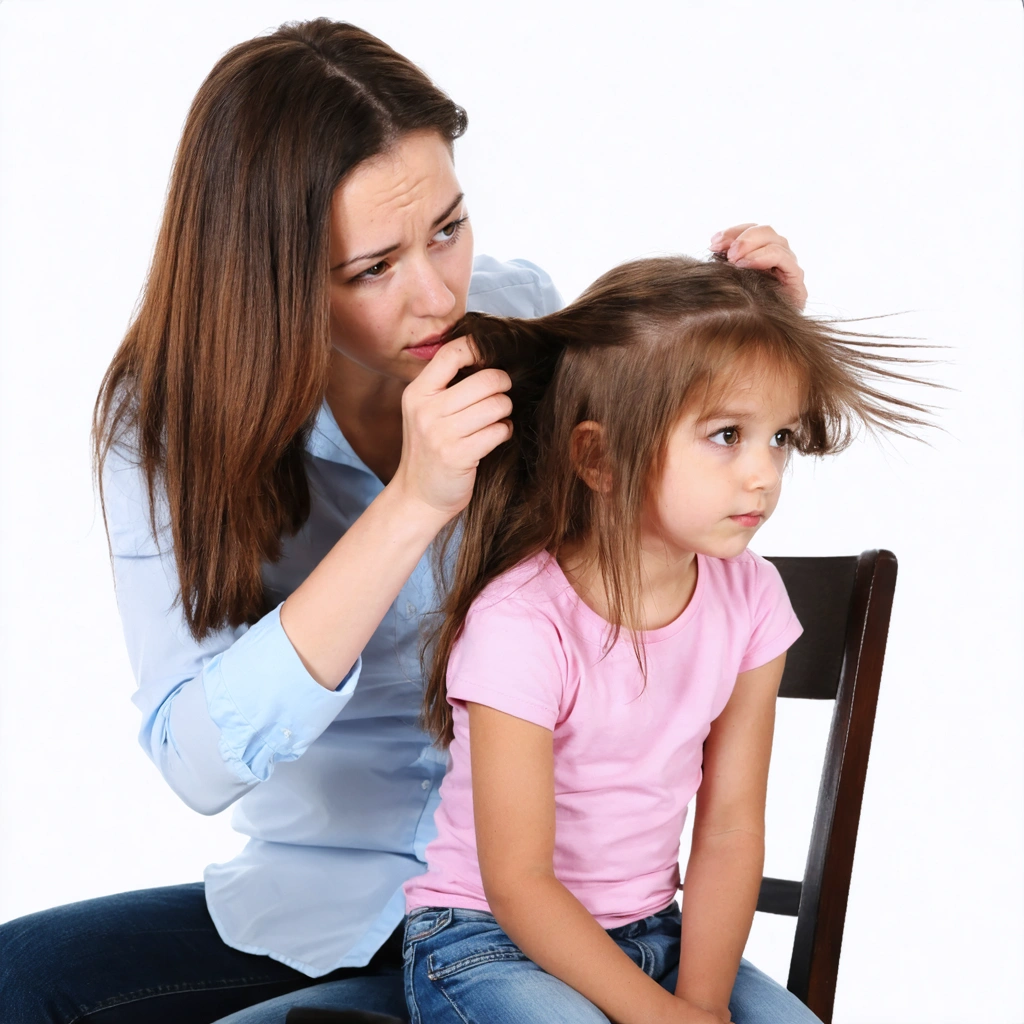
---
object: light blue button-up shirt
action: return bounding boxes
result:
[103,255,562,976]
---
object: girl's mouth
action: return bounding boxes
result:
[730,512,764,528]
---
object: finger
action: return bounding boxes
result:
[727,225,790,262]
[444,390,514,437]
[735,244,807,309]
[454,418,515,465]
[412,335,481,395]
[709,222,757,251]
[732,241,799,273]
[440,366,513,416]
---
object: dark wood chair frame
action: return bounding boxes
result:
[756,549,899,1023]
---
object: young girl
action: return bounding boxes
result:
[402,255,928,1024]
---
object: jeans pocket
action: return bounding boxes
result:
[403,907,453,961]
[426,943,529,982]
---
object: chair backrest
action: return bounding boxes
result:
[757,549,898,1024]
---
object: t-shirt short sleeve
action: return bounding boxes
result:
[738,555,804,674]
[445,594,566,731]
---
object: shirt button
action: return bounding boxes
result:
[406,602,417,617]
[421,780,431,791]
[282,728,292,739]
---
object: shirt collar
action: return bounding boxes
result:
[305,398,374,474]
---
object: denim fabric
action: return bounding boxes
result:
[0,884,408,1024]
[403,904,824,1024]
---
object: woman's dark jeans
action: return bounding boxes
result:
[0,883,407,1023]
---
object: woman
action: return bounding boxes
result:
[0,18,807,1024]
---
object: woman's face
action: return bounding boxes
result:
[327,129,474,385]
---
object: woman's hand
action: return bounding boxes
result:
[390,336,513,525]
[710,223,808,310]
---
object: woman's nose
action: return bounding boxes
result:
[408,258,457,320]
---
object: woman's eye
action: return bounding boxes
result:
[356,261,388,280]
[432,217,466,244]
[709,427,740,446]
[770,429,793,448]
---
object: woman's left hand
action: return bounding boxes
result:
[710,223,808,310]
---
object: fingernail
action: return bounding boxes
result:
[710,231,724,245]
[735,258,752,268]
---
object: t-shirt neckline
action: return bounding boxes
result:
[538,549,706,646]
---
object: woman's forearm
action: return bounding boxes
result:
[676,830,765,1015]
[280,481,449,689]
[488,874,716,1024]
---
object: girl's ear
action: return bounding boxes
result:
[571,421,612,493]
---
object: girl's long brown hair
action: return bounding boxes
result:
[423,255,934,745]
[92,19,467,640]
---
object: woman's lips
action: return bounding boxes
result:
[405,333,446,361]
[730,513,764,528]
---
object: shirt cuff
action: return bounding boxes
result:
[203,603,360,783]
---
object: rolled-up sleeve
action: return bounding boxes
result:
[104,447,359,815]
[203,603,358,785]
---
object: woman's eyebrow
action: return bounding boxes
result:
[431,192,464,229]
[331,193,465,272]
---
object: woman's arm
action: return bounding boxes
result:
[469,702,721,1024]
[675,652,788,1023]
[107,338,512,813]
[281,337,511,688]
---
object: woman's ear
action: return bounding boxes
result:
[571,421,612,493]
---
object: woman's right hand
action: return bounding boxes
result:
[390,335,513,524]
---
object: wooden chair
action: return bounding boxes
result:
[755,549,899,1023]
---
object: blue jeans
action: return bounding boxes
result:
[0,883,408,1023]
[403,904,824,1024]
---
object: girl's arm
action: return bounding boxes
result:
[675,651,788,1023]
[469,702,722,1024]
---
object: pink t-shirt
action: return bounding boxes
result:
[404,548,802,928]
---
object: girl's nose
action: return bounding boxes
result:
[744,445,783,493]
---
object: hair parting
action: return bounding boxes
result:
[92,19,467,639]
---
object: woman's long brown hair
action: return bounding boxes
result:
[422,255,935,746]
[92,19,467,640]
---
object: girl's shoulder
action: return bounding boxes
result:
[469,550,569,618]
[700,548,789,608]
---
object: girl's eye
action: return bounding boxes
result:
[432,216,467,245]
[770,429,793,448]
[709,427,740,446]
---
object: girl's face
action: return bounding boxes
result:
[643,359,805,562]
[327,129,475,385]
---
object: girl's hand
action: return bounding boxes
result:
[390,335,513,525]
[665,997,732,1024]
[710,223,808,310]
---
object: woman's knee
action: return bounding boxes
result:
[0,904,89,1023]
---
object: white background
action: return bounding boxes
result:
[1,2,1021,1022]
